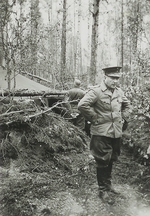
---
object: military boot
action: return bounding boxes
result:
[97,167,115,204]
[96,167,106,191]
[105,162,120,194]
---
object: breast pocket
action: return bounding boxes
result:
[98,98,110,111]
[101,98,110,104]
[116,97,122,110]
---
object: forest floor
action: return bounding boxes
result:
[0,138,150,216]
[0,99,150,216]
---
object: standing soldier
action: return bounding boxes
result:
[78,66,132,203]
[64,79,85,131]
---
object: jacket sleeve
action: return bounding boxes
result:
[78,89,98,123]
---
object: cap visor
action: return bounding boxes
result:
[106,73,121,77]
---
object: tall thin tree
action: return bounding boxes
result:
[30,0,40,75]
[76,0,82,78]
[60,0,67,87]
[90,0,100,85]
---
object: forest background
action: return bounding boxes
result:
[0,0,150,90]
[0,0,150,164]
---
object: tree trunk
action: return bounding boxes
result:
[6,23,11,91]
[121,0,124,86]
[73,0,77,79]
[77,0,82,78]
[0,26,3,67]
[18,0,25,74]
[0,91,66,97]
[47,0,56,87]
[60,0,67,86]
[86,0,92,86]
[30,0,40,76]
[90,0,100,85]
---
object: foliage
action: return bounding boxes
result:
[119,82,150,195]
[0,99,89,171]
[0,98,92,216]
[1,0,150,89]
[123,85,150,166]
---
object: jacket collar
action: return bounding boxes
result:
[101,81,108,92]
[101,81,118,98]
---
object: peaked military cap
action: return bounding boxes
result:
[102,66,122,77]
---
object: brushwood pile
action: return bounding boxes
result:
[0,97,90,171]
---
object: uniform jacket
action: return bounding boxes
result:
[78,81,132,138]
[68,87,85,103]
[65,87,85,113]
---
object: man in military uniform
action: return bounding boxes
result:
[65,79,85,131]
[78,66,132,203]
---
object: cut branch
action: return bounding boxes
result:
[0,109,36,117]
[0,100,78,129]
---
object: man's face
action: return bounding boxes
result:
[104,75,120,89]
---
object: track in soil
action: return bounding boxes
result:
[33,147,150,216]
[0,146,150,216]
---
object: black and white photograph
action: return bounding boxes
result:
[0,0,150,215]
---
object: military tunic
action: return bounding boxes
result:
[78,81,131,138]
[78,81,132,167]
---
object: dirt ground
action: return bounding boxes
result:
[0,143,150,216]
[0,99,150,216]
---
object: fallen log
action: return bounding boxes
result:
[0,90,67,97]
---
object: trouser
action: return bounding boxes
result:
[90,135,121,190]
